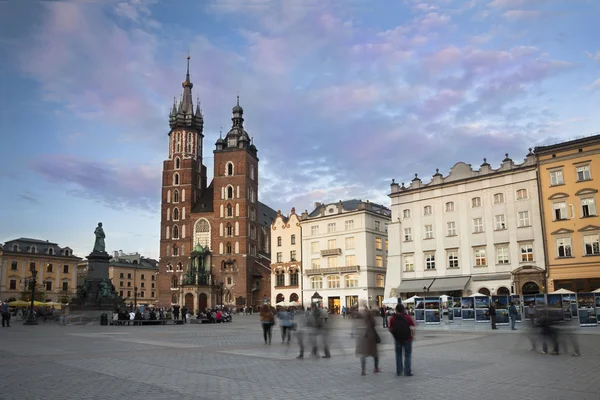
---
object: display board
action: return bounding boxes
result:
[453,298,462,318]
[446,296,454,322]
[561,294,572,320]
[546,294,564,322]
[491,295,509,325]
[424,297,441,324]
[461,297,474,320]
[577,293,598,327]
[474,296,490,323]
[595,293,600,325]
[535,294,546,307]
[414,297,425,322]
[523,295,536,320]
[510,295,522,322]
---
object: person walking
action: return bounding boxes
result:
[356,308,380,376]
[389,304,415,377]
[1,302,11,328]
[380,306,388,328]
[260,304,275,344]
[489,303,497,330]
[181,306,188,324]
[278,307,294,344]
[508,302,518,330]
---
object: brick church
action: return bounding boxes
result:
[157,57,276,311]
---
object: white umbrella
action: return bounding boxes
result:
[404,295,418,304]
[289,300,302,307]
[382,297,399,305]
[439,295,450,302]
[550,288,576,294]
[275,301,288,307]
[592,288,600,293]
[469,293,488,297]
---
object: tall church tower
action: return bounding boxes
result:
[157,57,207,306]
[212,98,265,308]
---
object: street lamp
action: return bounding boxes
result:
[218,281,224,307]
[24,264,38,326]
[134,286,142,309]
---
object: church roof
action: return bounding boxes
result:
[191,182,214,214]
[258,201,277,228]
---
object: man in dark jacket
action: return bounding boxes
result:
[389,304,415,377]
[489,303,497,330]
[508,302,518,330]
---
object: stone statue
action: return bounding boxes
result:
[77,280,90,300]
[93,222,106,253]
[99,279,112,298]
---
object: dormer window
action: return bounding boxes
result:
[228,137,237,147]
[47,248,54,255]
[12,244,18,252]
[30,246,37,253]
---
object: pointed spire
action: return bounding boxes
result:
[195,96,201,117]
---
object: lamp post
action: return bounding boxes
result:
[218,281,224,307]
[134,286,140,309]
[24,264,38,326]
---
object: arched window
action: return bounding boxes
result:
[311,276,323,289]
[227,186,234,199]
[166,226,170,239]
[186,132,192,153]
[376,274,384,288]
[276,293,285,303]
[327,275,340,288]
[166,262,173,272]
[173,173,179,186]
[12,244,18,251]
[226,223,233,237]
[173,190,179,203]
[250,164,255,180]
[478,287,490,296]
[289,293,299,303]
[48,248,54,255]
[171,276,178,288]
[173,225,179,239]
[173,208,179,221]
[226,242,232,254]
[345,275,358,288]
[275,271,285,286]
[175,157,180,169]
[226,204,233,217]
[167,190,171,203]
[194,219,211,248]
[172,245,178,256]
[30,246,37,253]
[177,262,183,271]
[497,286,510,295]
[289,270,299,286]
[171,294,178,303]
[176,132,181,152]
[249,188,255,203]
[226,162,234,176]
[227,277,232,285]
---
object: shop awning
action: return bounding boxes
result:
[396,279,434,293]
[428,276,470,292]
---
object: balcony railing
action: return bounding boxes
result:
[306,265,360,275]
[320,248,342,256]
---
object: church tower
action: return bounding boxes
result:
[212,98,265,307]
[157,56,207,306]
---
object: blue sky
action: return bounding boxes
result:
[1,0,599,258]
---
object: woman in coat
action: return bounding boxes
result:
[356,308,380,375]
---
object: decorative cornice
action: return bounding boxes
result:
[548,192,569,200]
[578,225,600,232]
[575,188,598,196]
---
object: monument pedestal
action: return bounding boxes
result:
[70,251,121,323]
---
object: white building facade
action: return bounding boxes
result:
[300,200,390,312]
[385,152,546,299]
[270,209,302,306]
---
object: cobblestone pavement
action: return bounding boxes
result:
[1,315,599,400]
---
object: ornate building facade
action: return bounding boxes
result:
[270,209,302,306]
[386,152,546,299]
[535,134,600,293]
[300,200,390,312]
[1,238,81,302]
[157,58,276,311]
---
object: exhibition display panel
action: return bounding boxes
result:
[510,295,522,322]
[461,297,474,320]
[424,297,441,324]
[491,295,509,325]
[577,293,597,327]
[474,296,490,323]
[414,297,425,322]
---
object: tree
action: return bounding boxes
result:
[20,283,47,302]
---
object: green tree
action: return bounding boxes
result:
[20,283,47,302]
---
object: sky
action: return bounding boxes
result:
[1,0,599,259]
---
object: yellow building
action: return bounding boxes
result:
[535,134,600,292]
[78,251,159,306]
[1,238,81,301]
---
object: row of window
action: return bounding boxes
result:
[276,251,297,262]
[8,245,72,256]
[223,161,256,180]
[402,189,529,219]
[117,273,155,280]
[166,189,185,203]
[274,270,299,286]
[403,243,535,271]
[119,281,155,289]
[10,262,71,274]
[7,279,70,291]
[556,234,600,257]
[118,290,154,298]
[276,235,297,246]
[404,211,532,241]
[309,220,385,236]
[308,237,388,252]
[166,207,186,221]
[171,132,196,155]
[549,164,592,186]
[551,197,596,220]
[309,274,384,289]
[311,255,384,268]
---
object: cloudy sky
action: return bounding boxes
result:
[1,0,599,258]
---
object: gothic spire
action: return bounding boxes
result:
[169,55,203,131]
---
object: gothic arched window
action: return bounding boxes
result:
[186,132,192,153]
[173,190,179,203]
[173,208,179,221]
[173,173,180,186]
[173,225,179,239]
[226,223,233,237]
[226,242,232,254]
[226,162,234,176]
[227,186,234,199]
[226,204,233,217]
[175,157,180,169]
[176,132,181,153]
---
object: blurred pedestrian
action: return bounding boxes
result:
[489,303,497,330]
[260,304,275,345]
[389,304,415,377]
[509,302,518,330]
[278,307,294,344]
[1,302,10,328]
[356,308,380,376]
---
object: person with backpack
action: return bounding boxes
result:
[389,303,415,377]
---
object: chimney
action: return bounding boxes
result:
[313,202,322,209]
